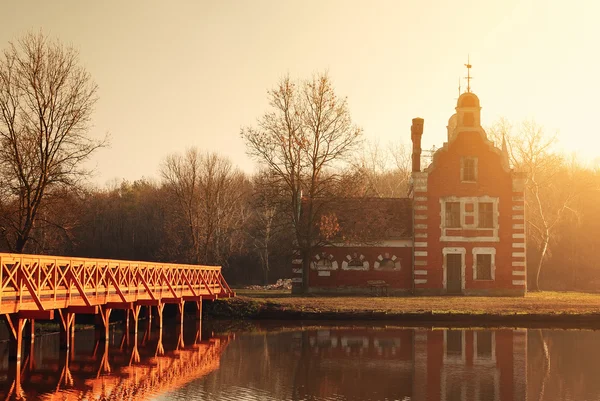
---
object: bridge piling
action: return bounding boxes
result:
[132,304,141,341]
[58,309,75,350]
[8,317,26,362]
[125,309,130,346]
[195,300,203,344]
[95,307,112,342]
[177,300,186,349]
[156,303,165,355]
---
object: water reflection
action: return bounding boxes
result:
[0,319,230,400]
[176,325,600,401]
[2,323,600,400]
[287,328,526,401]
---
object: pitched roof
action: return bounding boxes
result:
[307,197,413,243]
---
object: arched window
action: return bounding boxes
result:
[310,252,338,271]
[341,253,369,271]
[374,253,401,271]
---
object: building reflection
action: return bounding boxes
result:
[0,320,230,400]
[292,327,527,401]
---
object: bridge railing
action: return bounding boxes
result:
[0,253,234,313]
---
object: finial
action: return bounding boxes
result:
[464,55,473,93]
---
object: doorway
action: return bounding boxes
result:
[446,253,463,294]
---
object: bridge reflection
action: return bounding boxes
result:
[0,319,230,400]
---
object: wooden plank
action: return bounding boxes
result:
[106,302,134,310]
[68,305,99,314]
[161,297,183,304]
[19,310,54,320]
[136,299,160,306]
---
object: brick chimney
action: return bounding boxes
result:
[411,118,424,172]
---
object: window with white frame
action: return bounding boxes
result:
[440,197,500,241]
[341,253,369,271]
[478,202,494,228]
[472,247,496,280]
[445,202,461,228]
[311,252,338,271]
[461,157,478,182]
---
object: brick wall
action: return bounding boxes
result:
[414,128,525,296]
[304,245,413,293]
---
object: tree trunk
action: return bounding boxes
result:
[301,252,310,294]
[15,234,27,253]
[534,235,550,291]
[263,262,269,285]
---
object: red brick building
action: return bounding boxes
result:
[291,91,527,296]
[293,327,527,401]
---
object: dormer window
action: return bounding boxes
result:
[461,157,478,182]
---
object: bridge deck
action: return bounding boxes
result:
[0,253,235,314]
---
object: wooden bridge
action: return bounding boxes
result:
[0,252,235,364]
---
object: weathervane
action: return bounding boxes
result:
[464,55,473,93]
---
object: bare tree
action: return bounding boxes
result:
[490,119,590,290]
[352,139,411,197]
[0,32,106,252]
[161,149,249,266]
[241,73,362,292]
[249,170,277,284]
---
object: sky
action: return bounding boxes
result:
[1,0,599,186]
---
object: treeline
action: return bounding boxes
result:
[1,32,599,290]
[10,129,598,291]
[0,145,410,285]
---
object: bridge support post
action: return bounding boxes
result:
[132,305,141,343]
[148,305,153,329]
[58,310,75,350]
[177,301,186,349]
[195,300,202,344]
[125,309,130,346]
[132,305,141,362]
[95,307,112,342]
[27,320,35,343]
[22,319,34,363]
[2,314,27,362]
[156,303,165,356]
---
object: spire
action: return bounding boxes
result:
[464,55,473,93]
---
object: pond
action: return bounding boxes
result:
[1,320,599,400]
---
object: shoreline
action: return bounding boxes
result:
[204,292,600,329]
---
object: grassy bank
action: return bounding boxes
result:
[204,290,600,327]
